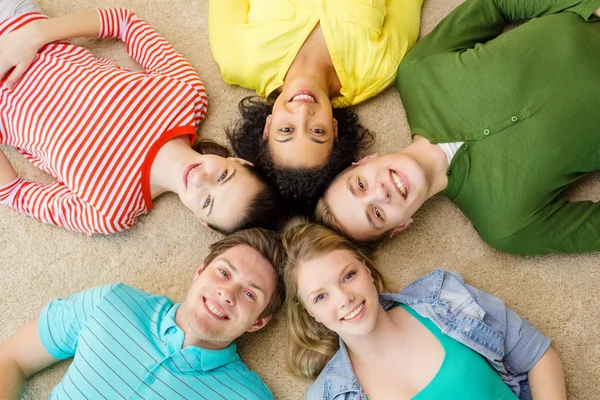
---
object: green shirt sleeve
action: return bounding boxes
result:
[404,0,600,61]
[38,284,115,359]
[489,201,600,255]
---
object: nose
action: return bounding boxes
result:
[366,181,390,202]
[339,290,355,309]
[217,286,235,306]
[192,169,211,189]
[290,102,315,117]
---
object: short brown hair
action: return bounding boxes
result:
[313,197,392,252]
[203,228,286,319]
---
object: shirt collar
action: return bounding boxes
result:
[379,267,444,309]
[159,302,240,372]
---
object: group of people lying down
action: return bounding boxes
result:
[1,0,599,398]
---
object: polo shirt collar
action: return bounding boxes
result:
[159,302,240,372]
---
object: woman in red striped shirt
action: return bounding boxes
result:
[0,4,280,235]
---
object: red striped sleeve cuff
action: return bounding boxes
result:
[0,177,23,203]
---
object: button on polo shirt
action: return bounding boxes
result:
[39,284,273,399]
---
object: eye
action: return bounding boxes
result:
[374,207,384,221]
[314,294,325,303]
[357,178,366,191]
[344,272,356,282]
[279,127,292,134]
[203,195,211,208]
[218,269,229,279]
[218,171,227,182]
[311,128,325,135]
[244,291,256,301]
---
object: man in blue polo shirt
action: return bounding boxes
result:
[0,228,286,400]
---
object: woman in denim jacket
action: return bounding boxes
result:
[283,224,565,400]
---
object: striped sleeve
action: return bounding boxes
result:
[0,178,127,235]
[95,8,208,123]
[38,284,116,360]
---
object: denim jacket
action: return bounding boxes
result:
[306,269,550,400]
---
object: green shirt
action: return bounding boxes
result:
[400,304,517,400]
[396,0,600,255]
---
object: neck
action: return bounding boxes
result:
[149,136,195,199]
[175,301,232,350]
[402,136,449,199]
[340,305,401,363]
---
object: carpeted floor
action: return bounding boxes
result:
[1,0,599,399]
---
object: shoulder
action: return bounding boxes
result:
[226,360,274,400]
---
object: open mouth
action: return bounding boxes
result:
[183,163,201,189]
[288,90,317,104]
[341,300,366,322]
[390,170,408,200]
[203,297,229,320]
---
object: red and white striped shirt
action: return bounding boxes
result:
[0,9,208,235]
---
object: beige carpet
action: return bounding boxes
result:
[1,0,599,398]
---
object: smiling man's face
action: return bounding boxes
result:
[325,153,431,242]
[178,245,277,349]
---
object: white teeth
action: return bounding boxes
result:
[187,166,199,186]
[291,94,316,103]
[342,302,364,321]
[391,171,407,197]
[205,299,225,318]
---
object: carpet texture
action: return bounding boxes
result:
[1,0,599,399]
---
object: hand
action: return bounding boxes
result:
[0,22,44,90]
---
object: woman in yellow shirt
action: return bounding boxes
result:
[209,0,424,214]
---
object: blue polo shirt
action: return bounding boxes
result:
[38,284,273,400]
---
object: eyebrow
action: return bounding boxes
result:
[273,137,329,144]
[221,258,266,297]
[306,263,356,299]
[207,168,237,217]
[346,176,381,230]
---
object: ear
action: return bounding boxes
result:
[262,115,272,140]
[246,315,272,333]
[192,264,206,282]
[333,118,339,141]
[198,218,214,231]
[351,154,378,167]
[389,218,414,238]
[228,157,254,167]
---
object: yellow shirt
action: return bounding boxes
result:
[209,0,423,107]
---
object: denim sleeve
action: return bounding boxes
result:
[457,274,551,375]
[38,284,115,359]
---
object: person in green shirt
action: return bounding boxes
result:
[315,0,600,256]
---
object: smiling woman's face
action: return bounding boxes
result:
[178,155,261,232]
[264,78,338,168]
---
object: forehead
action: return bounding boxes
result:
[325,177,378,242]
[296,250,359,295]
[208,170,261,230]
[209,245,276,288]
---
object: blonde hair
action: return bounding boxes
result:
[282,223,386,378]
[313,197,393,251]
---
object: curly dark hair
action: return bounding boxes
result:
[227,96,374,216]
[193,139,283,234]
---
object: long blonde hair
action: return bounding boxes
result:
[283,223,386,379]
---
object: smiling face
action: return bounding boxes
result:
[296,249,380,337]
[264,77,338,169]
[178,155,261,232]
[325,153,431,242]
[178,245,277,349]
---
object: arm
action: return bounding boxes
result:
[403,0,600,61]
[0,148,17,186]
[0,320,60,400]
[0,179,124,235]
[528,346,566,400]
[489,201,600,255]
[208,0,249,71]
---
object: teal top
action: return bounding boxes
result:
[398,304,517,400]
[396,0,600,255]
[39,284,273,399]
